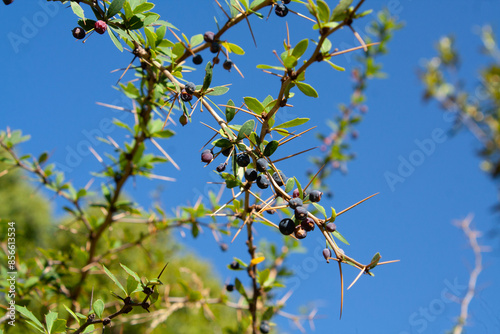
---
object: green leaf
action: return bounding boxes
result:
[332,230,349,245]
[263,140,279,157]
[70,1,85,19]
[329,207,337,222]
[226,42,245,55]
[107,0,126,18]
[237,119,255,141]
[234,278,249,300]
[316,0,330,22]
[256,64,286,71]
[292,39,309,58]
[285,177,295,193]
[220,173,243,188]
[63,305,81,325]
[93,299,105,319]
[190,34,204,47]
[368,252,381,269]
[15,306,44,331]
[51,319,67,333]
[126,275,140,295]
[207,86,230,96]
[45,311,58,334]
[102,265,127,296]
[120,263,142,284]
[226,99,236,122]
[108,27,123,52]
[325,59,345,71]
[244,97,264,115]
[212,138,232,148]
[321,37,332,54]
[312,202,327,219]
[133,2,155,14]
[202,62,213,91]
[331,0,353,21]
[144,27,157,49]
[274,118,309,129]
[294,177,303,200]
[296,82,318,97]
[283,55,298,69]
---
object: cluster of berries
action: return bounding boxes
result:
[279,189,323,239]
[72,20,107,40]
[193,31,233,71]
[242,156,286,189]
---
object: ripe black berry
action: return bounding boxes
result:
[275,3,288,17]
[325,222,336,232]
[210,42,221,53]
[323,248,332,262]
[283,0,291,4]
[221,146,232,157]
[185,82,196,95]
[272,171,286,186]
[201,149,213,163]
[216,163,227,172]
[193,54,203,65]
[94,20,107,34]
[279,218,295,235]
[220,243,228,251]
[309,190,323,202]
[230,261,240,270]
[180,89,193,102]
[223,60,233,71]
[3,0,14,5]
[179,114,188,126]
[244,168,258,182]
[301,217,315,232]
[294,226,307,239]
[72,27,86,40]
[256,175,270,189]
[294,206,308,220]
[204,31,215,43]
[102,317,111,326]
[256,158,268,172]
[226,284,234,292]
[288,198,303,209]
[266,209,276,215]
[236,153,250,167]
[260,320,270,334]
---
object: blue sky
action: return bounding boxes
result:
[1,1,500,333]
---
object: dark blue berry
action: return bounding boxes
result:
[216,163,227,172]
[245,168,258,182]
[256,175,270,189]
[275,3,288,17]
[288,198,303,209]
[272,171,286,186]
[256,158,268,172]
[223,60,233,70]
[72,27,86,40]
[236,153,250,167]
[260,321,270,334]
[301,217,315,231]
[294,206,308,220]
[283,0,291,3]
[226,284,234,292]
[309,190,323,202]
[279,218,295,235]
[230,261,240,270]
[193,54,203,65]
[323,248,332,262]
[210,42,221,53]
[185,82,196,95]
[180,89,192,102]
[221,146,232,157]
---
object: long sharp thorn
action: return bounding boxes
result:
[116,55,137,84]
[337,192,379,216]
[338,262,343,319]
[304,163,326,192]
[157,262,169,279]
[271,147,317,164]
[347,266,366,290]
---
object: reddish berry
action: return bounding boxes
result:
[279,218,295,235]
[201,149,213,163]
[325,222,336,232]
[94,20,107,34]
[301,217,315,232]
[294,225,307,239]
[292,188,300,198]
[204,31,215,43]
[72,27,86,40]
[179,114,188,126]
[294,206,308,220]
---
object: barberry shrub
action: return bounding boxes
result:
[0,1,400,333]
